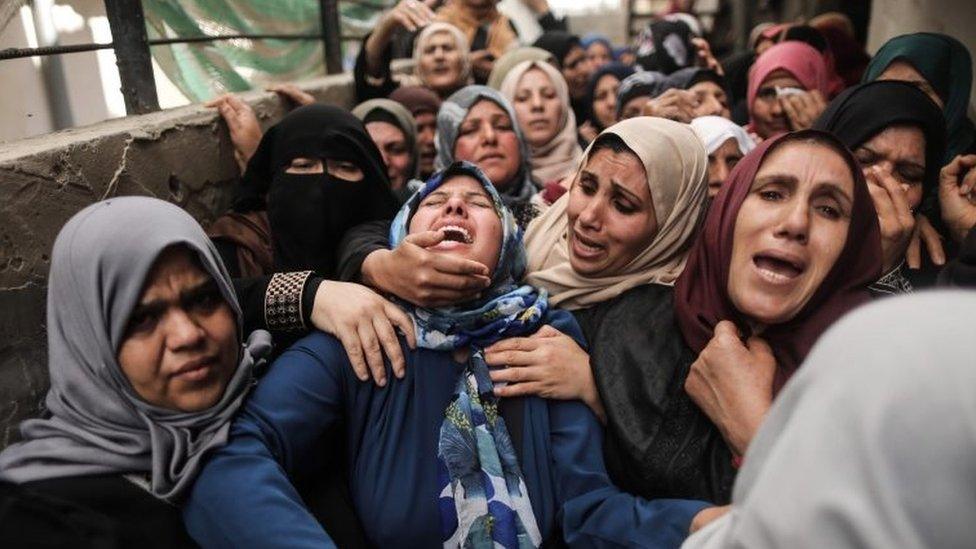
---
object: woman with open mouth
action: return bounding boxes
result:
[182,161,716,548]
[500,59,583,185]
[486,128,880,513]
[0,197,272,547]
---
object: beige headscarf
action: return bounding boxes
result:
[487,47,557,90]
[524,117,708,310]
[407,23,472,93]
[500,60,583,184]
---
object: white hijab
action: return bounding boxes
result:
[684,291,976,549]
[689,115,756,156]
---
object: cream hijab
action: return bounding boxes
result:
[500,60,583,184]
[524,117,708,310]
[407,23,472,93]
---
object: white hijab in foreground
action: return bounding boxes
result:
[684,291,976,549]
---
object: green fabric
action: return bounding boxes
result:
[863,32,975,161]
[143,0,389,102]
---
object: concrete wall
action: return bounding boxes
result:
[0,73,356,447]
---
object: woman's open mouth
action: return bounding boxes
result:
[571,230,605,260]
[752,252,805,284]
[439,225,473,244]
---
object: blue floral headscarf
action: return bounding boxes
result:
[389,161,547,548]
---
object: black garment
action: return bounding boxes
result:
[813,80,947,233]
[222,104,396,336]
[572,284,736,503]
[536,10,567,32]
[354,32,401,103]
[0,476,196,548]
[938,227,976,287]
[236,104,397,277]
[532,31,581,70]
[720,50,755,109]
[634,19,696,74]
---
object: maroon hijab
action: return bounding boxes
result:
[674,130,881,393]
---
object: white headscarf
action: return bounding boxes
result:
[689,115,756,156]
[410,22,472,92]
[684,291,976,549]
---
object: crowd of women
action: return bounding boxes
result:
[1,2,975,547]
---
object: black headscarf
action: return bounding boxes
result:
[584,62,635,129]
[668,67,727,92]
[634,19,695,74]
[532,31,581,68]
[813,80,946,225]
[233,104,398,276]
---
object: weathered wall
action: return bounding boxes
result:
[0,73,356,447]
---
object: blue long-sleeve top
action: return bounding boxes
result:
[183,309,709,548]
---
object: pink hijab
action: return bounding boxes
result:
[747,42,829,128]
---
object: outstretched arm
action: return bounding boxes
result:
[182,335,352,548]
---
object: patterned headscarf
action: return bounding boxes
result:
[436,86,537,205]
[389,161,548,548]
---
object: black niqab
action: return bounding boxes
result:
[234,104,398,277]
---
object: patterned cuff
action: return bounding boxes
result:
[264,271,313,332]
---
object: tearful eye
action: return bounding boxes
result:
[815,205,841,219]
[759,190,783,201]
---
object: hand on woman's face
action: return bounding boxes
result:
[512,67,563,148]
[116,246,239,413]
[418,31,464,94]
[751,70,802,138]
[408,175,503,274]
[853,124,926,211]
[727,141,855,325]
[453,99,522,191]
[366,121,412,190]
[566,147,657,277]
[592,74,620,129]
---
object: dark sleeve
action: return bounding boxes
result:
[336,219,394,282]
[234,273,324,337]
[182,334,350,548]
[538,312,710,547]
[212,238,242,279]
[354,33,399,103]
[549,400,710,548]
[536,11,567,31]
[937,226,976,287]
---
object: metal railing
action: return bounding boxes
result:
[0,0,382,115]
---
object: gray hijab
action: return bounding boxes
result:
[683,291,976,549]
[435,85,537,205]
[0,196,272,503]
